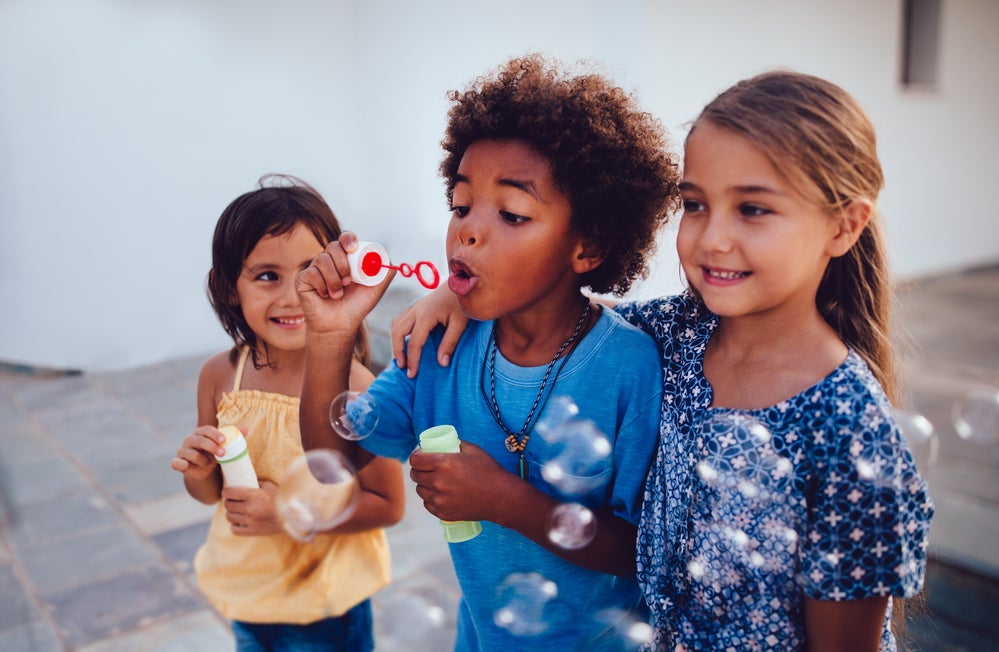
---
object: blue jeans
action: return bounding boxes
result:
[231,600,373,652]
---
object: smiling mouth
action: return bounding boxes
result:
[272,316,305,326]
[704,268,750,280]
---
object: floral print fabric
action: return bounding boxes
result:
[616,293,933,651]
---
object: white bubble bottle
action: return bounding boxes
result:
[216,425,259,488]
[347,241,391,286]
[418,425,482,543]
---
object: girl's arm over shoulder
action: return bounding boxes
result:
[390,285,468,378]
[804,596,888,652]
[170,351,232,504]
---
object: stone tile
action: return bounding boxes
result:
[9,374,101,412]
[3,454,91,508]
[0,620,64,652]
[3,489,119,550]
[123,492,216,537]
[43,564,204,649]
[373,573,460,652]
[928,487,999,579]
[0,565,44,631]
[150,520,211,573]
[0,417,61,464]
[98,456,188,505]
[75,609,232,652]
[46,414,175,474]
[20,523,160,595]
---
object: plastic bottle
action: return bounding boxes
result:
[418,425,482,542]
[216,425,259,488]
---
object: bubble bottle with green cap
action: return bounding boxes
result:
[215,425,259,488]
[418,425,482,542]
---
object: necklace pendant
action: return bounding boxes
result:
[505,436,518,453]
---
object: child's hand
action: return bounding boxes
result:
[409,441,512,523]
[390,284,468,378]
[296,231,394,336]
[222,480,282,536]
[170,426,226,481]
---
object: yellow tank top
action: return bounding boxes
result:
[193,347,391,623]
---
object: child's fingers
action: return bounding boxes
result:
[300,242,352,300]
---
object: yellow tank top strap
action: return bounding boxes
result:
[232,346,250,392]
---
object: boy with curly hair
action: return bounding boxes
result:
[296,53,680,650]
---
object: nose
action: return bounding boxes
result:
[451,211,481,247]
[278,277,301,307]
[698,214,734,253]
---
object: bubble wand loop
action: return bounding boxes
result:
[347,241,441,290]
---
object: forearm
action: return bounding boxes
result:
[492,478,637,577]
[300,332,360,456]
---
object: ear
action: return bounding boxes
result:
[571,238,605,274]
[827,199,872,258]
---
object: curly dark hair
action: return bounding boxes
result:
[440,53,681,296]
[206,174,370,369]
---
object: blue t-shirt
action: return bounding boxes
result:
[362,308,663,651]
[616,293,933,651]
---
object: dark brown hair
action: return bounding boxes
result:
[692,70,896,403]
[440,53,681,296]
[206,174,370,369]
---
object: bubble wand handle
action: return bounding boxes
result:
[418,425,482,543]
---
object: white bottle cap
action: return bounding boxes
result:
[347,241,391,287]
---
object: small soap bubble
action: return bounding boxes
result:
[952,386,999,445]
[329,391,379,441]
[539,419,613,499]
[276,450,359,542]
[547,503,597,550]
[375,588,449,650]
[535,395,580,437]
[493,572,561,637]
[894,409,938,473]
[592,608,655,650]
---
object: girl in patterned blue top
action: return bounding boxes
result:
[614,71,934,651]
[392,71,934,651]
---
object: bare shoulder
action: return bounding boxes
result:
[198,349,238,401]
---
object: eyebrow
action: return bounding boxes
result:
[243,257,315,274]
[679,180,784,196]
[454,173,543,201]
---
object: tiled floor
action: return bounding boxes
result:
[0,268,996,651]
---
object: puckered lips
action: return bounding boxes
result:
[447,258,478,296]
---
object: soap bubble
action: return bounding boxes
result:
[695,413,790,503]
[493,572,565,637]
[539,418,613,499]
[276,449,359,542]
[535,395,580,437]
[374,587,449,651]
[894,409,938,474]
[329,391,379,441]
[547,502,597,550]
[952,386,999,445]
[591,607,655,650]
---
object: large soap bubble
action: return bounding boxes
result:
[276,449,359,542]
[547,502,597,550]
[539,418,613,499]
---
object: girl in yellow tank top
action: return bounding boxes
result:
[170,175,405,651]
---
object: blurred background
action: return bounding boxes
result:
[1,1,997,650]
[1,0,997,372]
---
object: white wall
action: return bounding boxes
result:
[2,0,996,371]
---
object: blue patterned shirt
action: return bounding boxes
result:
[616,293,933,651]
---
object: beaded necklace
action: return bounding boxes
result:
[480,302,591,479]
